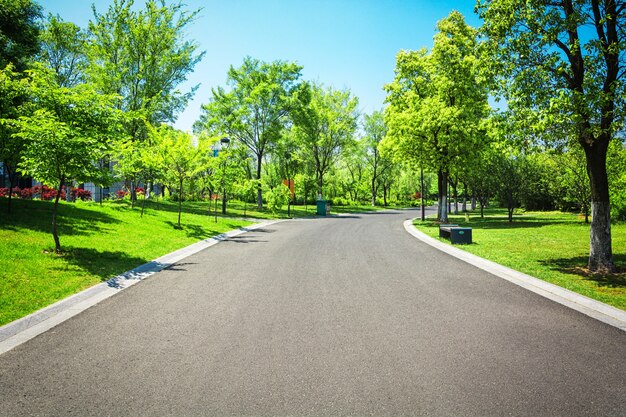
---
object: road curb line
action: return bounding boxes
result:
[404,219,626,332]
[0,220,282,355]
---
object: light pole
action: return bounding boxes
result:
[220,137,230,215]
[285,151,292,218]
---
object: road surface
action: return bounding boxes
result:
[1,209,625,416]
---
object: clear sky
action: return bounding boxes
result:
[36,0,482,132]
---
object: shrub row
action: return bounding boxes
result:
[0,185,92,201]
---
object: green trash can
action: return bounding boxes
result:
[316,200,330,216]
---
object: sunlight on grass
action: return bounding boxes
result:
[414,209,626,311]
[0,198,253,326]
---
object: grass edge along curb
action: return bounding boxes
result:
[0,220,282,355]
[404,219,626,332]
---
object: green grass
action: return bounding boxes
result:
[207,199,398,219]
[414,208,626,310]
[0,198,253,326]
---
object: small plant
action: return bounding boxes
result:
[116,189,128,200]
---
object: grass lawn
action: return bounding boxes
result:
[414,208,626,311]
[0,198,253,326]
[205,199,397,219]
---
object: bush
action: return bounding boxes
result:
[20,188,34,199]
[71,188,92,201]
[0,188,8,197]
[116,189,128,200]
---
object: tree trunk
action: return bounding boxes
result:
[177,178,183,228]
[130,181,136,209]
[437,170,449,223]
[6,173,14,215]
[453,180,458,215]
[584,138,615,272]
[371,177,376,206]
[52,177,64,253]
[256,156,263,209]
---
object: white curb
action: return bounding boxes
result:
[404,219,626,332]
[0,220,282,355]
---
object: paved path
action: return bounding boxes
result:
[1,209,625,416]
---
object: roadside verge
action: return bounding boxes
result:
[0,220,281,355]
[404,219,626,332]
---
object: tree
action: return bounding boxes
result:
[0,66,29,214]
[14,66,119,252]
[382,11,489,222]
[0,0,42,72]
[39,14,88,88]
[197,57,304,208]
[478,0,625,271]
[363,110,394,206]
[88,0,204,140]
[0,0,42,213]
[156,125,203,228]
[291,83,359,199]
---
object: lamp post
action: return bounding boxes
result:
[220,137,230,215]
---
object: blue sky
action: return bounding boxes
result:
[37,0,482,132]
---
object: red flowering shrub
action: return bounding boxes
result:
[70,188,92,201]
[116,189,128,199]
[11,187,21,197]
[0,188,8,197]
[20,188,34,199]
[41,186,65,201]
[135,186,145,195]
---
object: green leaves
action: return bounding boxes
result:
[382,11,489,174]
[88,0,204,128]
[14,66,120,188]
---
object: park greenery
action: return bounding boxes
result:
[1,0,626,320]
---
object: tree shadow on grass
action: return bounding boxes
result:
[164,221,225,240]
[539,254,626,288]
[419,215,582,231]
[0,199,120,237]
[54,247,150,281]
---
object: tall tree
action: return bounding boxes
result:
[197,57,303,208]
[14,66,119,252]
[88,0,204,139]
[363,110,394,206]
[478,0,625,272]
[39,14,88,87]
[382,11,489,222]
[291,82,359,198]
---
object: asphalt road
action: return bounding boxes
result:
[1,209,625,416]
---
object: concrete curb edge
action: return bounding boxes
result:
[404,219,626,332]
[0,220,282,354]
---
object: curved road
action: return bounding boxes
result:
[1,209,625,416]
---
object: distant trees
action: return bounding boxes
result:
[291,83,359,199]
[197,57,304,208]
